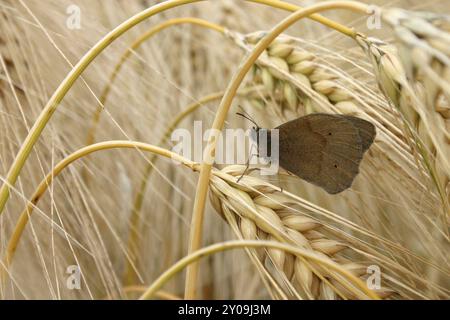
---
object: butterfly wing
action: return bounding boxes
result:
[276,113,372,194]
[338,115,376,153]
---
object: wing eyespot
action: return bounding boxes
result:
[334,164,338,168]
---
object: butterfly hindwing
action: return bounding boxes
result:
[337,115,376,153]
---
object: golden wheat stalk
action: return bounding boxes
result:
[356,29,450,227]
[209,165,399,299]
[381,8,450,207]
[140,239,383,300]
[228,31,360,118]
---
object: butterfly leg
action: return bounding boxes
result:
[236,153,258,183]
[236,141,260,183]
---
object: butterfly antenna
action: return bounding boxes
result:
[238,106,254,120]
[236,107,260,128]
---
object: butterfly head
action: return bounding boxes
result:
[237,112,260,141]
[236,111,272,158]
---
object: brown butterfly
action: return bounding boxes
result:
[240,112,376,194]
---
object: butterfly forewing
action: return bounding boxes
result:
[276,113,372,194]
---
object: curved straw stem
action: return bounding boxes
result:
[185,1,369,299]
[123,87,261,285]
[0,0,361,216]
[254,0,356,37]
[85,17,226,146]
[103,287,181,300]
[1,141,198,275]
[141,240,380,300]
